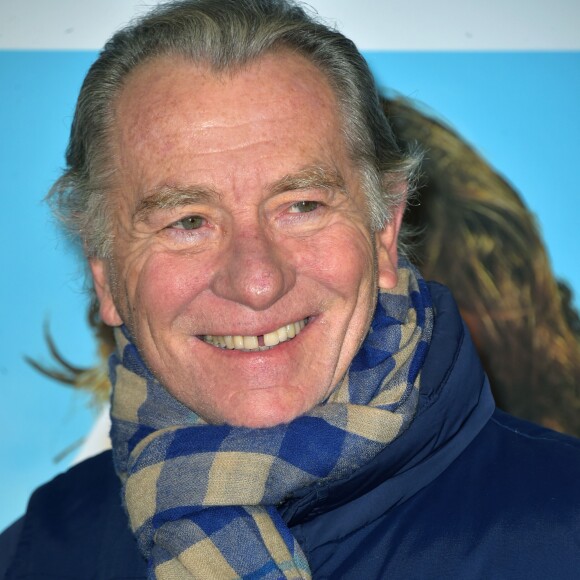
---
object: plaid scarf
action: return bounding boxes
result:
[110,262,433,579]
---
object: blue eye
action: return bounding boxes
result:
[172,216,205,230]
[289,201,320,213]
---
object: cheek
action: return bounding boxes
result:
[293,225,376,295]
[123,251,212,325]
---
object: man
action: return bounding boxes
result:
[2,1,579,578]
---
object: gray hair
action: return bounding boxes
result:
[48,0,420,259]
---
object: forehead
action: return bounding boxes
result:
[116,49,339,113]
[110,50,350,193]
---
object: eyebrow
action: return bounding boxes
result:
[133,185,220,223]
[132,165,348,223]
[269,165,348,197]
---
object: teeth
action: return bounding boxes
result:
[277,325,288,342]
[243,335,259,350]
[203,318,308,352]
[263,330,280,347]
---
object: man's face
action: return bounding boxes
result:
[91,51,401,427]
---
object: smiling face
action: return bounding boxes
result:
[90,50,402,427]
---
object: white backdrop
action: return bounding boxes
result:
[2,0,580,50]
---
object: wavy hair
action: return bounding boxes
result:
[383,96,580,435]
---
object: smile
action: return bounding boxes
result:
[203,318,308,351]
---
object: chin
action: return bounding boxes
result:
[214,388,320,429]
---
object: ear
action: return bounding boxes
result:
[376,201,406,290]
[89,258,123,326]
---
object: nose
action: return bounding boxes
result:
[210,226,295,311]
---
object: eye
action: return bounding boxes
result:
[288,200,321,213]
[170,215,205,230]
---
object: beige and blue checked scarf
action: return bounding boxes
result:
[110,261,433,579]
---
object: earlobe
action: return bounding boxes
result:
[89,259,123,326]
[376,202,406,290]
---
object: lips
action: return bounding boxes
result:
[203,318,308,351]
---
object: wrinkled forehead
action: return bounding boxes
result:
[115,49,341,126]
[107,50,353,194]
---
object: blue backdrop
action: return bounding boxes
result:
[1,50,579,530]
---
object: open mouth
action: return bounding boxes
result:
[202,318,309,352]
